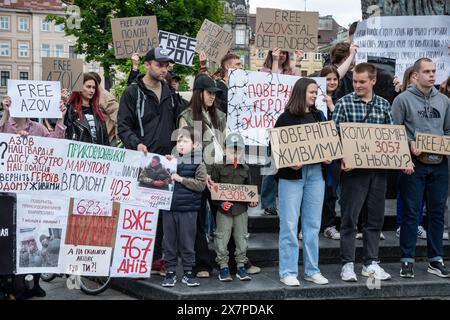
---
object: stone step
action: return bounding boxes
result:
[111,261,450,300]
[225,231,450,266]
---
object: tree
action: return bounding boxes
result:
[48,0,225,92]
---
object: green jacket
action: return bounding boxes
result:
[209,162,252,216]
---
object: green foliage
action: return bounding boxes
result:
[47,0,225,96]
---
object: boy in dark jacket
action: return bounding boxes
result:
[210,133,258,282]
[161,127,207,287]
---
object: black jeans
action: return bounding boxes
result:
[153,213,163,262]
[340,170,387,265]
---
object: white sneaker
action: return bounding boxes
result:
[341,262,357,282]
[355,233,363,240]
[324,226,340,240]
[304,273,329,285]
[417,226,427,239]
[280,276,300,286]
[298,231,302,240]
[443,232,449,240]
[396,227,400,238]
[361,262,391,280]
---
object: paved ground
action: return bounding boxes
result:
[30,277,137,300]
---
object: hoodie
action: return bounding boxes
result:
[392,85,450,141]
[118,74,180,155]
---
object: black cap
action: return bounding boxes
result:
[144,47,175,63]
[193,75,222,93]
[169,71,181,81]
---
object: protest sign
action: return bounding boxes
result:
[7,80,61,118]
[210,183,259,203]
[111,16,159,59]
[255,8,319,51]
[62,200,119,276]
[340,123,412,169]
[0,194,15,275]
[134,153,177,210]
[159,30,196,67]
[110,203,158,278]
[416,133,450,156]
[16,194,69,274]
[268,121,343,169]
[42,58,83,92]
[227,69,327,145]
[354,15,450,83]
[195,19,233,64]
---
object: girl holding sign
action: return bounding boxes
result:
[275,78,329,287]
[260,48,303,76]
[64,73,109,146]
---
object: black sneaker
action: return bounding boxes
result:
[263,208,278,216]
[32,285,46,298]
[236,266,251,281]
[182,271,200,287]
[400,262,414,278]
[428,261,450,278]
[218,267,232,282]
[161,272,177,287]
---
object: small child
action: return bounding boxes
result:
[209,133,258,282]
[161,127,207,287]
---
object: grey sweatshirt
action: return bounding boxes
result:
[392,85,450,141]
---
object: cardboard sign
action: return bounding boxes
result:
[159,30,197,67]
[416,133,450,156]
[354,15,450,83]
[340,123,412,169]
[195,19,233,64]
[255,8,319,51]
[7,80,61,118]
[42,58,84,92]
[268,121,343,169]
[111,16,159,59]
[210,183,258,203]
[227,69,327,146]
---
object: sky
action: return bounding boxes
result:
[248,0,362,28]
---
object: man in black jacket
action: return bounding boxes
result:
[118,47,177,275]
[118,47,178,155]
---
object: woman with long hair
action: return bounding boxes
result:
[260,48,303,76]
[276,78,329,287]
[64,73,109,145]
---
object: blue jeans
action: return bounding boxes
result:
[400,158,448,263]
[278,164,325,278]
[261,174,278,209]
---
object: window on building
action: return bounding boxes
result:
[301,70,308,77]
[303,52,309,60]
[0,42,11,57]
[0,16,10,30]
[19,72,29,80]
[19,42,30,58]
[69,45,77,59]
[55,44,64,57]
[19,17,29,31]
[314,52,322,61]
[235,25,246,45]
[1,71,10,86]
[55,23,64,33]
[258,48,265,59]
[41,44,51,57]
[41,19,50,31]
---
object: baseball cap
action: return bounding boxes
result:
[225,133,245,150]
[169,71,181,81]
[144,47,175,63]
[193,75,222,93]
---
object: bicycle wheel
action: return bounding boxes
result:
[40,273,57,282]
[79,276,111,295]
